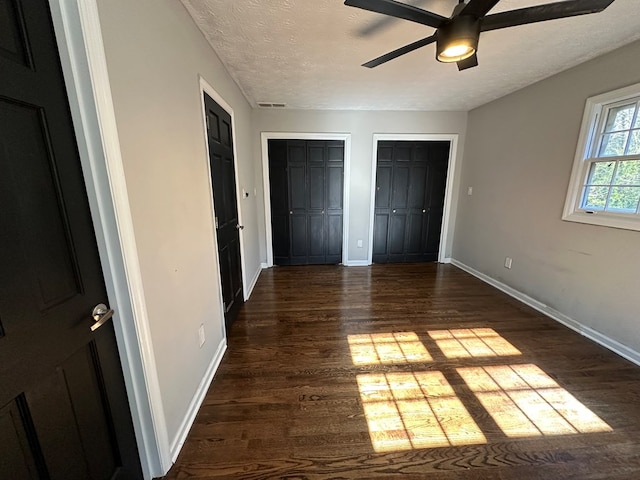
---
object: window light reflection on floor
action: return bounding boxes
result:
[357,371,486,452]
[429,328,521,358]
[347,332,432,366]
[457,364,612,438]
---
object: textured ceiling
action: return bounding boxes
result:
[179,0,640,111]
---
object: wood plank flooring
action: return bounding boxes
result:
[162,264,640,479]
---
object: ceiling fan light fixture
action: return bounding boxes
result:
[436,16,480,63]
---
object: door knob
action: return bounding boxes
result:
[236,224,244,230]
[91,303,114,332]
[392,209,396,213]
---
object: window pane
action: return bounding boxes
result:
[604,104,635,132]
[582,186,609,210]
[634,109,640,128]
[587,161,615,185]
[607,187,640,212]
[628,130,640,155]
[613,160,640,185]
[598,132,629,157]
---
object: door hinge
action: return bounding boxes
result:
[206,116,210,130]
[215,216,219,229]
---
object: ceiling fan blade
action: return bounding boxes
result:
[362,34,437,68]
[481,0,615,32]
[345,0,447,29]
[357,0,430,37]
[458,0,500,18]
[457,53,478,71]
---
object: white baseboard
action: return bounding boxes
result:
[344,260,370,267]
[440,257,452,264]
[261,262,269,269]
[451,259,640,367]
[245,265,263,300]
[169,338,227,461]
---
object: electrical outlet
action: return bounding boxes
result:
[357,239,363,248]
[467,186,473,196]
[504,257,513,269]
[198,324,205,348]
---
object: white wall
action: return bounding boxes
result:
[454,40,640,356]
[252,110,468,263]
[95,0,261,450]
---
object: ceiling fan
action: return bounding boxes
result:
[345,0,616,70]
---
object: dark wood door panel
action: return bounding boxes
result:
[309,214,326,258]
[389,214,407,254]
[373,214,389,256]
[289,164,306,211]
[373,140,449,263]
[0,397,41,479]
[290,215,308,262]
[375,165,392,209]
[0,1,142,478]
[0,0,32,68]
[205,94,244,327]
[327,214,343,261]
[309,165,325,210]
[327,165,343,211]
[408,164,428,208]
[1,98,82,312]
[391,165,410,209]
[269,139,344,265]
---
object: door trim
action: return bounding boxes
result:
[199,76,247,305]
[369,134,459,264]
[49,1,169,477]
[261,132,352,267]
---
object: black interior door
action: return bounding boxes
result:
[0,1,142,478]
[204,94,243,328]
[373,140,450,263]
[269,139,343,266]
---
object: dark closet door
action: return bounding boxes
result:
[373,141,450,263]
[269,140,343,265]
[0,1,142,478]
[204,94,243,328]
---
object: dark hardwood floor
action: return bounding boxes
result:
[163,263,640,479]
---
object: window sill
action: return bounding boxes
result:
[562,210,640,232]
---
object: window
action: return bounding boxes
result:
[563,83,640,231]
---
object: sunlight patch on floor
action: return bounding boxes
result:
[457,364,612,438]
[357,371,486,452]
[429,328,521,359]
[347,332,432,365]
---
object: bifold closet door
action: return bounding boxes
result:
[373,140,449,263]
[269,140,344,265]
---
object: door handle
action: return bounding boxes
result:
[91,303,114,332]
[236,224,244,230]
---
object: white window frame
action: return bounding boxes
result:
[563,82,640,231]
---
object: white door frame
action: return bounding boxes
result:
[261,132,352,267]
[369,134,459,264]
[50,1,168,478]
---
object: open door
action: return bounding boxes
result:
[0,0,142,478]
[204,93,244,328]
